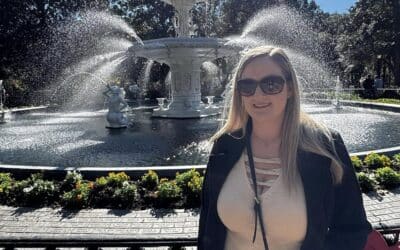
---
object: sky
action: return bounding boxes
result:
[314,0,357,13]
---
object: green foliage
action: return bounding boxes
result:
[106,172,130,187]
[11,173,59,207]
[186,175,204,207]
[89,172,136,208]
[140,170,159,191]
[156,178,181,206]
[392,153,400,169]
[109,0,175,39]
[2,79,29,107]
[0,173,14,203]
[61,170,83,193]
[351,156,363,172]
[380,155,393,168]
[364,152,391,169]
[357,172,375,193]
[175,169,203,207]
[95,176,108,186]
[337,0,400,86]
[61,181,92,209]
[111,182,138,209]
[175,169,200,193]
[375,167,400,189]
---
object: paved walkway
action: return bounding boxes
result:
[0,189,399,249]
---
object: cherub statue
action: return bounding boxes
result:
[103,84,129,128]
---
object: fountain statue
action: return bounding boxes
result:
[103,84,129,128]
[130,0,239,118]
[0,80,7,124]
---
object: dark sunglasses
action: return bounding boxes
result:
[237,75,286,96]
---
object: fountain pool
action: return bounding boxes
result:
[1,103,399,168]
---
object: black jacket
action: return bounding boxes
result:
[198,128,372,250]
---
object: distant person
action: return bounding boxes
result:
[0,80,5,109]
[362,75,374,98]
[374,75,384,97]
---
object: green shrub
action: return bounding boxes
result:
[106,172,130,187]
[364,153,391,169]
[89,173,135,209]
[176,169,201,193]
[351,156,363,172]
[95,176,108,186]
[111,182,138,208]
[186,175,204,207]
[0,173,14,203]
[357,172,375,193]
[61,181,92,209]
[155,178,181,207]
[11,173,59,207]
[60,170,83,193]
[392,153,400,169]
[380,155,392,168]
[375,167,400,189]
[140,170,159,191]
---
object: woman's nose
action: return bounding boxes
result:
[254,85,266,96]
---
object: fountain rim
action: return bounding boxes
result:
[128,37,243,51]
[1,145,400,179]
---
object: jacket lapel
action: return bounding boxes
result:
[298,149,332,249]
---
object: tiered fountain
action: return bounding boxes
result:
[130,0,239,118]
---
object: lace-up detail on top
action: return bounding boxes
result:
[243,153,282,196]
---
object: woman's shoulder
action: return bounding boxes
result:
[209,128,245,155]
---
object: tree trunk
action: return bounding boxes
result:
[392,0,400,86]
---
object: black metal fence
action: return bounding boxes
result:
[0,238,197,250]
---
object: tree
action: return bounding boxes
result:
[0,0,109,88]
[336,0,399,86]
[109,0,175,39]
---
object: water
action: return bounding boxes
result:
[1,104,399,168]
[39,11,142,109]
[225,6,334,91]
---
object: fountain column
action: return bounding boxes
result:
[170,60,201,108]
[151,51,220,118]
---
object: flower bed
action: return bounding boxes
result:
[0,169,203,210]
[1,153,399,209]
[353,152,400,193]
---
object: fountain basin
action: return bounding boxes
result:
[1,103,400,168]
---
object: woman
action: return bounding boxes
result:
[197,46,372,250]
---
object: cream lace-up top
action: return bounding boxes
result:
[217,150,307,250]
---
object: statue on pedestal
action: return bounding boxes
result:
[103,84,129,128]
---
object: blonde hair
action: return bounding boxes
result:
[211,46,343,193]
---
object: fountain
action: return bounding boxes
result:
[333,75,343,109]
[129,0,239,118]
[0,80,7,124]
[2,5,400,169]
